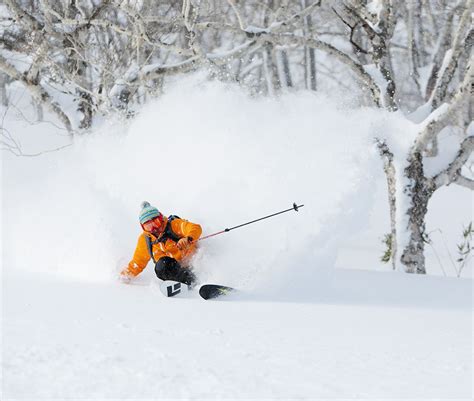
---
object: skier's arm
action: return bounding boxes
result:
[171,218,202,241]
[123,234,151,277]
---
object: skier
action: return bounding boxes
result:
[120,201,202,285]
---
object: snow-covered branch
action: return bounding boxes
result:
[4,0,43,31]
[0,54,72,133]
[429,0,473,110]
[424,6,457,100]
[415,60,472,153]
[266,32,382,107]
[268,1,322,34]
[0,0,469,133]
[109,57,200,109]
[334,0,398,110]
[376,138,397,270]
[227,0,246,31]
[455,175,474,190]
[433,136,474,189]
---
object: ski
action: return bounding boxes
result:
[159,280,190,298]
[199,284,235,300]
[159,280,235,300]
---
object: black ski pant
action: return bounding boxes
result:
[154,256,196,286]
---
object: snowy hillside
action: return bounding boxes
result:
[4,268,472,399]
[2,79,473,399]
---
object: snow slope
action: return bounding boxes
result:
[2,77,473,399]
[3,268,472,399]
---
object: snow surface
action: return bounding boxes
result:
[2,76,473,399]
[3,268,472,399]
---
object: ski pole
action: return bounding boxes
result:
[197,202,304,242]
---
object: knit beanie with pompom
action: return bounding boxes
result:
[139,201,161,224]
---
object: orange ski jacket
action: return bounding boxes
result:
[125,216,202,277]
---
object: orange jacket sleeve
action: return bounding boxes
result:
[127,233,151,276]
[171,218,202,241]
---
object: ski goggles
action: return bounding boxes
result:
[142,214,164,232]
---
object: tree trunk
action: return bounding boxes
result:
[265,44,281,93]
[424,8,455,100]
[78,90,93,129]
[399,152,435,274]
[352,0,397,110]
[263,0,281,94]
[307,46,317,91]
[280,50,293,88]
[407,0,422,95]
[0,73,8,107]
[430,0,473,110]
[378,140,398,270]
[303,0,316,91]
[372,34,397,110]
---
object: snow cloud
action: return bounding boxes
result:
[3,76,410,288]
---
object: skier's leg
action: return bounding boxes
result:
[155,256,196,286]
[154,256,180,280]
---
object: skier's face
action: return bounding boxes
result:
[142,215,165,235]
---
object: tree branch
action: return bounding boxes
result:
[430,0,473,110]
[455,175,474,190]
[264,32,381,107]
[424,5,456,100]
[4,0,43,31]
[415,60,472,153]
[270,0,322,33]
[227,0,246,31]
[433,136,474,189]
[332,7,369,55]
[0,54,73,133]
[376,138,398,270]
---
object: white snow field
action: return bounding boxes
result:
[2,79,473,399]
[3,268,472,399]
